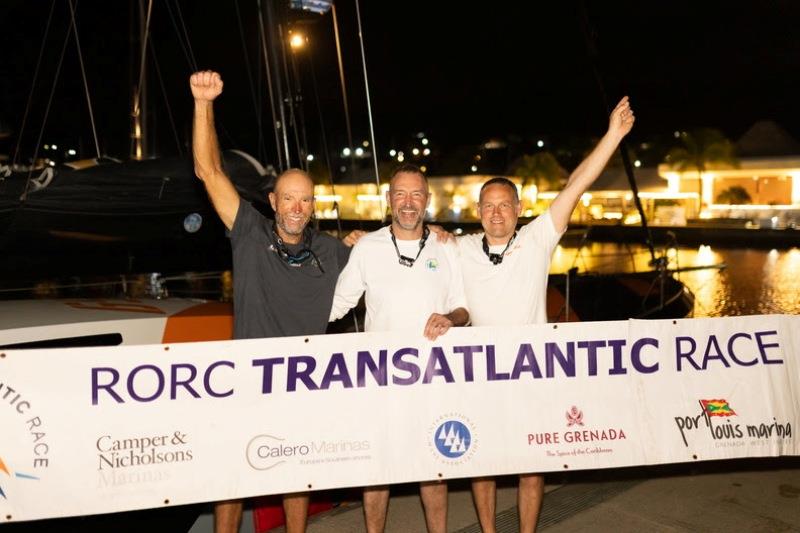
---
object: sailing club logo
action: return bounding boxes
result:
[0,381,50,502]
[434,420,471,458]
[428,414,477,463]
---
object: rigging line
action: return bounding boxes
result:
[22,15,75,201]
[257,0,285,171]
[264,1,291,169]
[578,1,655,264]
[308,50,342,237]
[172,0,198,71]
[147,38,183,155]
[163,0,195,71]
[353,0,383,213]
[233,0,266,162]
[67,0,101,159]
[331,3,357,178]
[12,0,57,168]
[278,23,304,169]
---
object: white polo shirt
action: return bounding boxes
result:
[458,211,563,326]
[330,226,468,332]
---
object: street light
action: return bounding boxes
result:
[289,31,306,50]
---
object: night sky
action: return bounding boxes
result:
[1,1,799,167]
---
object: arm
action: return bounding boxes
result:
[423,307,469,341]
[424,241,469,340]
[549,96,635,232]
[342,229,367,247]
[329,243,366,322]
[190,71,240,230]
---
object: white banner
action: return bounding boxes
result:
[1,315,799,522]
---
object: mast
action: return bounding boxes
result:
[131,0,153,160]
[578,1,656,264]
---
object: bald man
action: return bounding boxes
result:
[191,71,357,533]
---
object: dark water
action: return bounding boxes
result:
[550,243,800,317]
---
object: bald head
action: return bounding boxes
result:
[269,168,315,243]
[274,168,313,194]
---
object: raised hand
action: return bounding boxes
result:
[608,96,635,140]
[190,70,224,102]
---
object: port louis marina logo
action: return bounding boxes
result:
[0,381,49,503]
[428,414,477,464]
[246,433,371,471]
[674,398,792,448]
[528,406,627,457]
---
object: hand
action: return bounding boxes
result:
[190,71,224,102]
[608,96,635,140]
[423,313,454,341]
[427,224,455,243]
[342,229,366,247]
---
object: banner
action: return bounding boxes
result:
[1,315,798,522]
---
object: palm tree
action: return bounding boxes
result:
[665,129,738,207]
[510,151,566,192]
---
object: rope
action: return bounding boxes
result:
[257,0,285,171]
[163,0,197,71]
[147,38,183,155]
[308,50,343,237]
[353,0,384,214]
[12,0,57,168]
[67,0,101,159]
[234,0,266,162]
[172,0,198,70]
[22,12,74,201]
[331,3,357,179]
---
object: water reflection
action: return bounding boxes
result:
[550,243,800,317]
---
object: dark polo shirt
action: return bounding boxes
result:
[230,201,349,339]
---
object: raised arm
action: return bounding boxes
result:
[191,71,240,230]
[549,96,635,232]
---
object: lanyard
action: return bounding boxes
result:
[482,231,517,265]
[390,226,430,267]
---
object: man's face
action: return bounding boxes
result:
[387,171,429,232]
[478,183,522,242]
[268,171,315,239]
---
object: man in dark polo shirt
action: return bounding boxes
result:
[191,70,357,533]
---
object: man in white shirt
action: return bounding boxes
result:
[330,164,469,533]
[459,97,636,533]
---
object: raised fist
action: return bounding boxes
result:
[190,70,223,102]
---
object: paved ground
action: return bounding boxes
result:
[258,457,800,532]
[185,457,800,532]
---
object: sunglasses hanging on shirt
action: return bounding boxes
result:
[390,226,430,267]
[482,231,517,265]
[270,224,325,272]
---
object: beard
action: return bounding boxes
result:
[275,211,311,237]
[392,206,423,231]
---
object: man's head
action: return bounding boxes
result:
[478,177,522,244]
[268,168,315,242]
[387,164,429,234]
